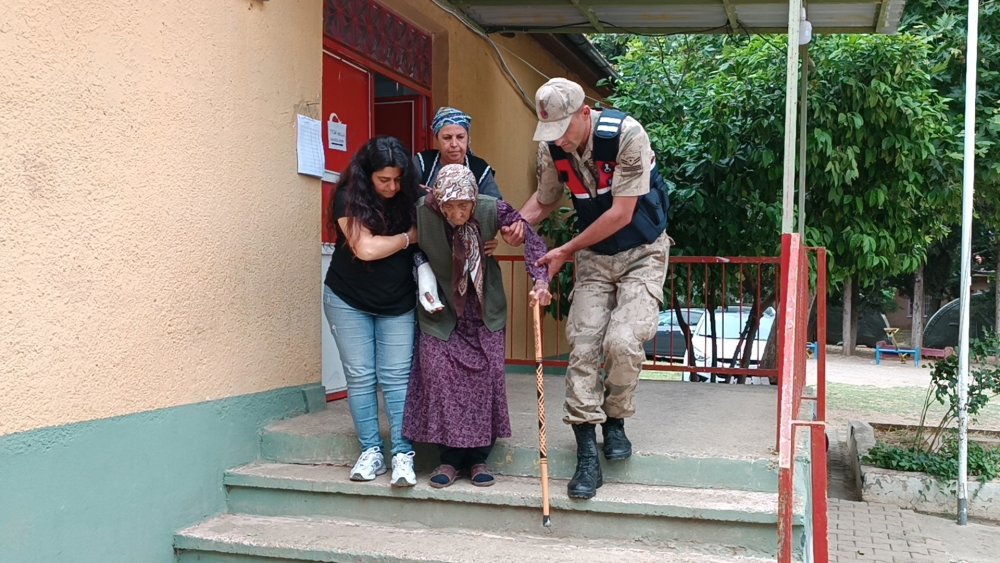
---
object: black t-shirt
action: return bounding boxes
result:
[324,187,416,316]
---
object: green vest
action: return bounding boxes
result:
[416,196,506,341]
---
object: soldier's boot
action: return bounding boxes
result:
[568,423,603,499]
[602,416,632,461]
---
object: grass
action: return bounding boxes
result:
[637,352,1000,433]
[872,424,1000,450]
[826,382,1000,431]
[633,375,1000,431]
[639,369,684,381]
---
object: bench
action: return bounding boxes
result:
[920,346,955,361]
[805,342,818,358]
[875,340,920,367]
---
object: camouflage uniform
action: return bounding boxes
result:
[535,111,671,425]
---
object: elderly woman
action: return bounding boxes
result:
[403,164,550,488]
[413,107,502,199]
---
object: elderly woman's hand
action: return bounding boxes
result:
[529,279,552,307]
[417,263,444,314]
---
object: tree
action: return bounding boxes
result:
[901,0,1000,331]
[598,33,959,355]
[607,35,786,259]
[803,34,960,353]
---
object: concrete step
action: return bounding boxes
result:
[222,462,803,556]
[260,376,782,492]
[175,513,778,562]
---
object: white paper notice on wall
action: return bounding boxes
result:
[328,113,348,152]
[296,114,324,177]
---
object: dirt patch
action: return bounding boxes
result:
[869,423,1000,452]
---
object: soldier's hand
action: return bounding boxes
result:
[536,245,572,278]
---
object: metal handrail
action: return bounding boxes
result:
[776,235,829,562]
[499,240,829,560]
[499,254,784,382]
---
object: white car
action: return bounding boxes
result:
[682,306,776,384]
[643,308,706,362]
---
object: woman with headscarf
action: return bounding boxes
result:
[413,107,503,199]
[403,164,551,488]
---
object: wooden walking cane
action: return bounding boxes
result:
[532,302,552,527]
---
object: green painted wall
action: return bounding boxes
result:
[0,384,325,563]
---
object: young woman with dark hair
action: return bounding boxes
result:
[323,136,421,487]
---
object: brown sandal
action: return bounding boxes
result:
[429,464,458,489]
[470,463,495,487]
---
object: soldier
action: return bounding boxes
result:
[504,77,670,499]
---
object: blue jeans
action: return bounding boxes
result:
[323,286,415,456]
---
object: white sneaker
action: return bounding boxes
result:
[391,451,417,487]
[350,447,387,481]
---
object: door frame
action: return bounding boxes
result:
[323,37,433,153]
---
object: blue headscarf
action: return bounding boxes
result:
[431,107,472,135]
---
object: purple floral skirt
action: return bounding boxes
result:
[403,305,511,448]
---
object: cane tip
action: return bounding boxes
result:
[542,516,552,528]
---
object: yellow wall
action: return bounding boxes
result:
[2,1,323,435]
[2,0,603,436]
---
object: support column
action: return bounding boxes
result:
[780,0,802,234]
[796,46,809,236]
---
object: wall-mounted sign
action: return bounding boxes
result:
[328,113,347,152]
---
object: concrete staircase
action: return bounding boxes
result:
[175,376,808,562]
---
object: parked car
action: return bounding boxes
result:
[643,308,705,362]
[683,306,776,383]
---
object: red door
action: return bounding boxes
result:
[321,50,373,244]
[375,95,426,153]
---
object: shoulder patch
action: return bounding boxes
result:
[620,154,642,167]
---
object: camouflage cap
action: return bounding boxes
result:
[532,77,585,142]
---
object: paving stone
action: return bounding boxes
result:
[826,432,960,562]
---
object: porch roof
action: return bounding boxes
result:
[441,0,906,35]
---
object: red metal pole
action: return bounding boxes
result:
[777,234,800,563]
[816,248,827,421]
[811,422,830,562]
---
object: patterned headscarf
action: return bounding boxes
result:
[427,164,483,318]
[432,107,472,135]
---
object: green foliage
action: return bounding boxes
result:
[588,34,632,63]
[863,438,1000,482]
[597,33,958,301]
[578,16,988,323]
[607,35,787,259]
[922,332,1000,427]
[864,333,1000,481]
[805,34,960,291]
[602,36,789,315]
[901,0,1000,230]
[900,1,1000,311]
[536,207,577,320]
